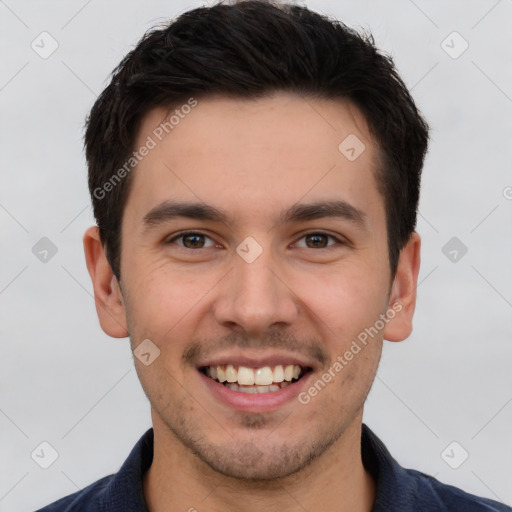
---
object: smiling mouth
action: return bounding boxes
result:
[200,364,311,394]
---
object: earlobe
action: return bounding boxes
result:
[383,232,421,342]
[83,226,129,338]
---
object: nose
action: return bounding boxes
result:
[213,245,299,336]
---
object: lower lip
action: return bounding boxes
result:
[198,370,312,413]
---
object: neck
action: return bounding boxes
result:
[143,411,375,512]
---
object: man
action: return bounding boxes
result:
[36,1,511,511]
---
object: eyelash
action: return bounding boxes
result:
[165,231,345,250]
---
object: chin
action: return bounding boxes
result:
[193,433,338,482]
[202,451,306,481]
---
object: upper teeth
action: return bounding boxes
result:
[205,364,302,386]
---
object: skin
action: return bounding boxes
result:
[84,92,421,512]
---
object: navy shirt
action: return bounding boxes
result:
[35,424,511,511]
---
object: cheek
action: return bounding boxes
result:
[127,261,205,323]
[295,263,389,341]
[326,346,382,412]
[124,262,223,366]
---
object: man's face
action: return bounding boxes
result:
[117,92,395,479]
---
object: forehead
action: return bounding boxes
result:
[123,92,384,229]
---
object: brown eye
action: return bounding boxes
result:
[167,232,216,249]
[182,234,205,248]
[295,232,340,249]
[305,234,329,248]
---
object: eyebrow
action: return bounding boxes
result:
[142,199,367,232]
[142,201,230,231]
[277,200,366,227]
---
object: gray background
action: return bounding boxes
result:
[1,0,511,510]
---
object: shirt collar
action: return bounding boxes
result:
[102,427,153,511]
[361,423,416,511]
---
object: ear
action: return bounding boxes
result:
[382,231,421,342]
[83,226,129,338]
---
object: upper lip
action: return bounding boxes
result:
[196,351,317,371]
